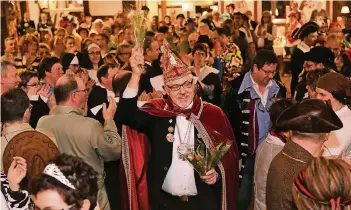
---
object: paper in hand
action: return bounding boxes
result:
[150,75,165,91]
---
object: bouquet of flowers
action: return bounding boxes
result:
[128,8,147,73]
[182,131,232,176]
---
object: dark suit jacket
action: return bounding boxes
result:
[140,62,163,94]
[30,97,49,128]
[87,84,108,124]
[117,97,221,210]
[290,48,306,95]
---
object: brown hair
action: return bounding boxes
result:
[293,157,351,210]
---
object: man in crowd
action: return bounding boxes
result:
[223,49,286,210]
[1,37,17,62]
[1,61,21,95]
[290,22,319,95]
[266,99,343,210]
[18,12,36,36]
[325,34,343,58]
[37,74,121,210]
[212,27,243,79]
[87,63,118,124]
[118,42,239,210]
[1,88,57,165]
[96,33,110,56]
[294,46,336,101]
[140,39,162,94]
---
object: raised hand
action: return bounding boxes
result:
[7,157,27,191]
[38,84,51,98]
[103,96,117,120]
[130,46,144,76]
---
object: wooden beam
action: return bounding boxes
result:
[161,0,166,20]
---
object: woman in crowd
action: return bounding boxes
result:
[1,157,31,210]
[253,98,296,210]
[81,38,93,52]
[15,35,41,73]
[32,154,99,210]
[81,43,103,83]
[90,19,104,35]
[64,35,77,54]
[293,157,351,210]
[51,36,65,59]
[38,43,51,60]
[315,73,351,158]
[55,27,69,40]
[151,16,159,32]
[255,11,277,51]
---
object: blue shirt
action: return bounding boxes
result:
[238,71,280,145]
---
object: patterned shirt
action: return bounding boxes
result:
[219,42,243,78]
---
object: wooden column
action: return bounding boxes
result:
[161,0,166,20]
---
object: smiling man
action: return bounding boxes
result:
[118,43,239,210]
[223,49,286,210]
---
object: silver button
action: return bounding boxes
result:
[164,167,168,171]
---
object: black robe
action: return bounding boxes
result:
[198,72,222,106]
[139,62,163,94]
[30,97,49,128]
[290,47,306,95]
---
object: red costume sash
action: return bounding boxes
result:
[120,96,239,210]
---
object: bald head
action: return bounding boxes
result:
[54,74,82,103]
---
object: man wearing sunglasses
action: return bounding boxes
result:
[118,44,239,210]
[37,74,121,210]
[223,49,286,210]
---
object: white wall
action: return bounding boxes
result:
[89,0,123,16]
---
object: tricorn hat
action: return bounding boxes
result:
[276,99,343,133]
[295,21,319,40]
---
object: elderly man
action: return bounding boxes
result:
[37,74,121,210]
[223,49,286,210]
[1,61,21,95]
[1,37,17,62]
[118,44,239,209]
[266,99,343,210]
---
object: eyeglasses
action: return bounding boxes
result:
[166,80,193,91]
[260,68,276,75]
[88,51,101,56]
[72,88,89,94]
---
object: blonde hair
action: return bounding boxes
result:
[293,157,351,210]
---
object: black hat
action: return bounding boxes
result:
[276,99,343,133]
[61,53,79,72]
[141,6,150,11]
[85,12,92,17]
[305,46,337,71]
[295,21,319,39]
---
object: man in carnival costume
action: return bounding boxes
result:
[118,42,239,210]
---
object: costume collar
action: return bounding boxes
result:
[2,123,33,136]
[52,106,85,116]
[297,41,311,53]
[145,61,152,66]
[238,71,278,95]
[282,140,314,164]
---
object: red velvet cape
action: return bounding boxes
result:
[120,96,239,210]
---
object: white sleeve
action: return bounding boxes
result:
[122,87,138,98]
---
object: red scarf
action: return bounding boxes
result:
[120,95,239,210]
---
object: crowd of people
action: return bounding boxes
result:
[1,3,351,210]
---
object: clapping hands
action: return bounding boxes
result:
[7,157,27,191]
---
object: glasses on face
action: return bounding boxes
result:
[167,80,193,91]
[260,68,276,75]
[72,88,89,94]
[88,51,101,56]
[194,51,206,57]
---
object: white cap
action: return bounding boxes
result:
[70,56,79,65]
[87,43,101,51]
